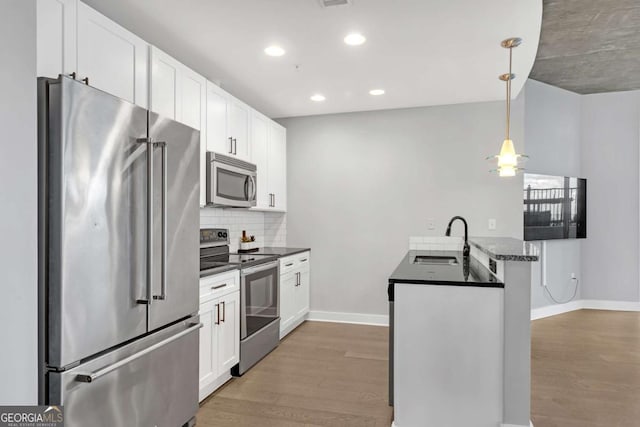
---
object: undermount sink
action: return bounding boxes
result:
[412,255,458,265]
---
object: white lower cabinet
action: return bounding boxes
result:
[279,252,311,339]
[198,270,240,402]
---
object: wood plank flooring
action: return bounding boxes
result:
[198,321,393,427]
[199,310,640,426]
[531,309,640,427]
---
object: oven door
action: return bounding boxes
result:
[207,160,256,207]
[240,262,279,339]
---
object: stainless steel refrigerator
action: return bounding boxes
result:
[38,76,201,427]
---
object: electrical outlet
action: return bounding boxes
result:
[571,272,576,279]
[488,218,496,230]
[427,218,435,230]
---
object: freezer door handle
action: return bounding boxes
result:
[75,322,203,383]
[154,141,168,301]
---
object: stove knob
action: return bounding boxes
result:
[217,232,223,238]
[222,232,228,238]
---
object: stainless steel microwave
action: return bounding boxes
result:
[206,152,257,208]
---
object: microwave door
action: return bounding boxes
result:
[210,162,254,207]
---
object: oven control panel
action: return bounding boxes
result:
[200,228,229,246]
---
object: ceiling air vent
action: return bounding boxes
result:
[319,0,352,8]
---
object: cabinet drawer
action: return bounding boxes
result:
[296,252,311,272]
[199,270,239,303]
[279,255,298,275]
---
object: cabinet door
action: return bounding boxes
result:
[149,47,179,120]
[296,269,310,319]
[206,82,231,155]
[279,272,297,337]
[268,124,287,211]
[218,291,240,373]
[77,2,148,108]
[180,68,207,207]
[228,99,250,160]
[250,112,271,209]
[198,299,219,400]
[37,0,77,78]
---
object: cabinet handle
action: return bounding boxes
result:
[221,301,226,322]
[228,137,233,154]
[296,272,300,287]
[211,283,227,290]
[273,193,276,207]
[69,72,77,80]
[285,263,294,267]
[81,77,89,85]
[215,303,220,325]
[300,258,308,263]
[233,138,237,155]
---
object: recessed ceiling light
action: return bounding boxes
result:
[344,33,366,46]
[369,89,385,96]
[264,46,285,57]
[310,94,326,102]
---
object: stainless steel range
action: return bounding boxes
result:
[200,229,280,375]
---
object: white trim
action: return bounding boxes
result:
[531,300,583,320]
[307,310,389,326]
[500,422,533,427]
[531,299,640,320]
[581,299,640,311]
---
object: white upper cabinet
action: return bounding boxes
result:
[251,114,287,212]
[150,47,206,206]
[206,82,230,155]
[228,100,250,160]
[268,123,287,211]
[37,0,77,78]
[149,47,179,120]
[250,113,271,208]
[205,83,250,161]
[77,2,148,108]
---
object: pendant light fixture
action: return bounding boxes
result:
[488,37,528,177]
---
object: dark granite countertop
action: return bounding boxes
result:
[469,237,539,261]
[239,247,310,257]
[388,250,503,301]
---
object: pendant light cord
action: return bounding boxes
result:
[505,46,512,141]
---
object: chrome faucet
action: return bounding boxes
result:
[445,216,470,257]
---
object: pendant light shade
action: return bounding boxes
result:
[488,37,528,176]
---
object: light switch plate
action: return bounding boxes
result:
[488,219,496,230]
[427,218,435,230]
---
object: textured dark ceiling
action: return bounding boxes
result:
[530,0,640,94]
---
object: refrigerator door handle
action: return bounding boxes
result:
[75,322,203,383]
[136,137,154,306]
[154,141,168,301]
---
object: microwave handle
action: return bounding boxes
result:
[249,175,257,201]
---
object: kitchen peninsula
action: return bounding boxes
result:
[388,237,539,427]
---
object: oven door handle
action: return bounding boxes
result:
[241,261,278,276]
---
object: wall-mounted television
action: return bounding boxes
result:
[523,173,587,241]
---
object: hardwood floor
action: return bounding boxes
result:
[198,321,393,427]
[199,310,640,427]
[531,309,640,427]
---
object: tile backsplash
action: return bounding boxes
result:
[200,208,286,252]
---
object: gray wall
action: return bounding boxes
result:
[279,98,525,315]
[0,0,38,404]
[581,90,640,302]
[524,80,583,309]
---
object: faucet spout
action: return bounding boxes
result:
[445,216,470,257]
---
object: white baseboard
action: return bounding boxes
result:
[307,310,389,326]
[531,299,640,320]
[501,422,533,427]
[531,300,583,320]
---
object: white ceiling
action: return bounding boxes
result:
[83,0,542,118]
